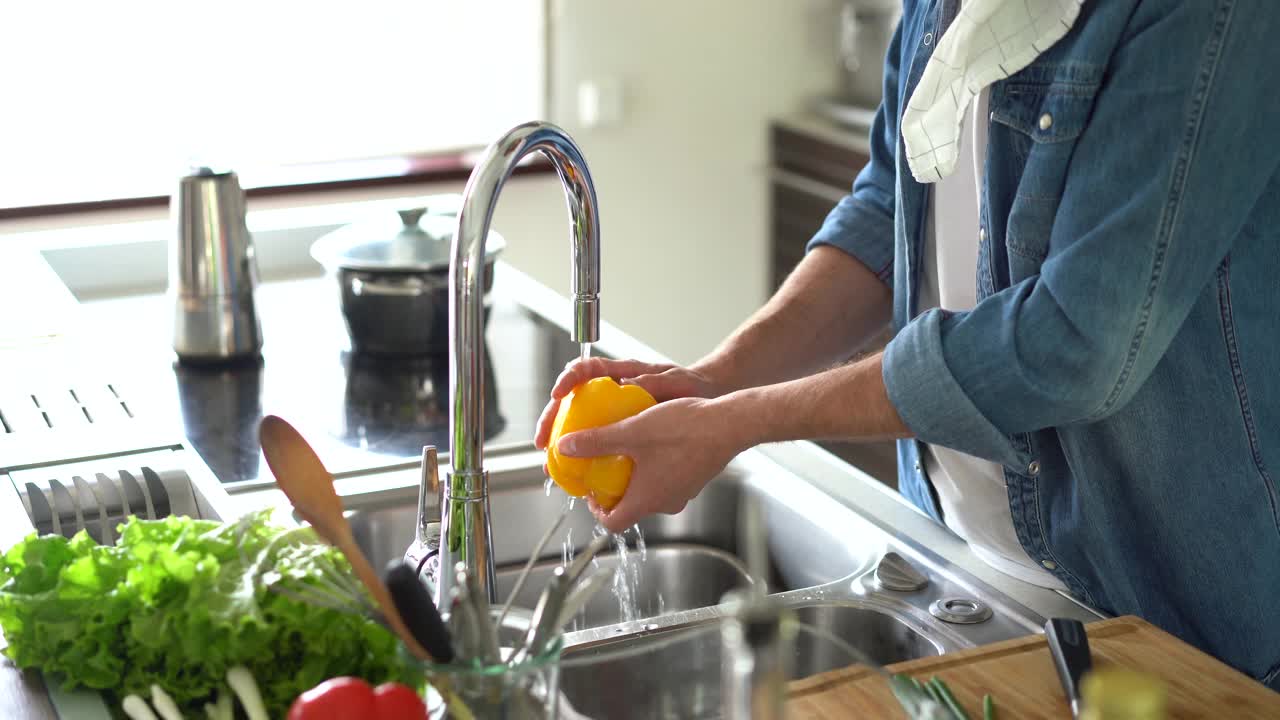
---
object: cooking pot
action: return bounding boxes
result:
[310,206,507,356]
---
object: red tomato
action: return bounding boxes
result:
[373,683,428,719]
[287,677,376,720]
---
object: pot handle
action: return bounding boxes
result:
[350,275,433,297]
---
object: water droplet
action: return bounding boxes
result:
[562,526,575,570]
[634,524,647,562]
[544,476,554,497]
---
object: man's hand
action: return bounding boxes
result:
[541,353,910,533]
[533,357,725,450]
[554,396,749,533]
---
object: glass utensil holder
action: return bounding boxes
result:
[410,636,563,719]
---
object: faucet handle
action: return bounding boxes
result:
[405,446,443,578]
[422,445,441,496]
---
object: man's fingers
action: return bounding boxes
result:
[620,373,676,401]
[594,494,645,534]
[550,358,671,399]
[549,357,615,398]
[534,398,561,449]
[623,368,702,402]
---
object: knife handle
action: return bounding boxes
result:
[1046,618,1093,717]
[386,561,455,664]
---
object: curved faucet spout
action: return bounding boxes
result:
[436,121,602,607]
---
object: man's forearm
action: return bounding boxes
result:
[721,352,911,445]
[693,246,892,394]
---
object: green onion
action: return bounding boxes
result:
[923,676,946,706]
[983,694,996,720]
[929,676,973,720]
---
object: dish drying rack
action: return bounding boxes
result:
[14,465,202,545]
[0,379,229,547]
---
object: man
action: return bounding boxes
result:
[535,0,1280,690]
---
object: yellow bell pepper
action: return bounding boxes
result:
[546,377,656,510]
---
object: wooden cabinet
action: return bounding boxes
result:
[768,117,899,487]
[769,122,870,292]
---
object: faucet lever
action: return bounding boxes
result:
[405,446,442,579]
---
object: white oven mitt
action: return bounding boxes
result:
[902,0,1085,183]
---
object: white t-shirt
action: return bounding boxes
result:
[918,89,1066,590]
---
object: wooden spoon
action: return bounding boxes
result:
[258,414,433,661]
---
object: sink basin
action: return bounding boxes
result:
[501,545,752,629]
[557,602,940,720]
[331,449,1049,718]
[789,603,941,675]
[344,458,876,630]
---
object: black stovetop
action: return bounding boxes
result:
[82,273,581,487]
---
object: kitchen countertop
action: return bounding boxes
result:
[74,268,582,489]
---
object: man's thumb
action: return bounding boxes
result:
[557,425,624,458]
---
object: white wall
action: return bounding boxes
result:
[8,0,844,367]
[1,1,545,209]
[507,0,841,364]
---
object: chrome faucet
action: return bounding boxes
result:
[433,121,602,608]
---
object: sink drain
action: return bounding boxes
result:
[929,597,993,624]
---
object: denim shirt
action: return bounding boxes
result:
[808,0,1280,688]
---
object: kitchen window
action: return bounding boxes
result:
[0,1,547,219]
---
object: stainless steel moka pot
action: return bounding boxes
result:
[169,167,262,362]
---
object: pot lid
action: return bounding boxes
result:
[310,207,506,273]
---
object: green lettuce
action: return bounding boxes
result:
[0,510,418,717]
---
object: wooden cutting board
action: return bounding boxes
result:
[787,616,1280,719]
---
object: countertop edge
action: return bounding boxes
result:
[773,111,874,156]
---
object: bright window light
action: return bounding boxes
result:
[0,1,545,209]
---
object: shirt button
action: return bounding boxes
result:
[1042,559,1057,570]
[914,461,923,472]
[1038,113,1053,131]
[978,227,987,242]
[923,32,934,46]
[1028,460,1041,476]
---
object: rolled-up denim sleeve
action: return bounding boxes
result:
[883,2,1280,466]
[805,14,903,288]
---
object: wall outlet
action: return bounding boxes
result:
[577,79,624,129]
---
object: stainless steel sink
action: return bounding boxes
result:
[557,602,940,719]
[331,449,1050,718]
[502,545,752,630]
[344,457,876,630]
[789,603,940,674]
